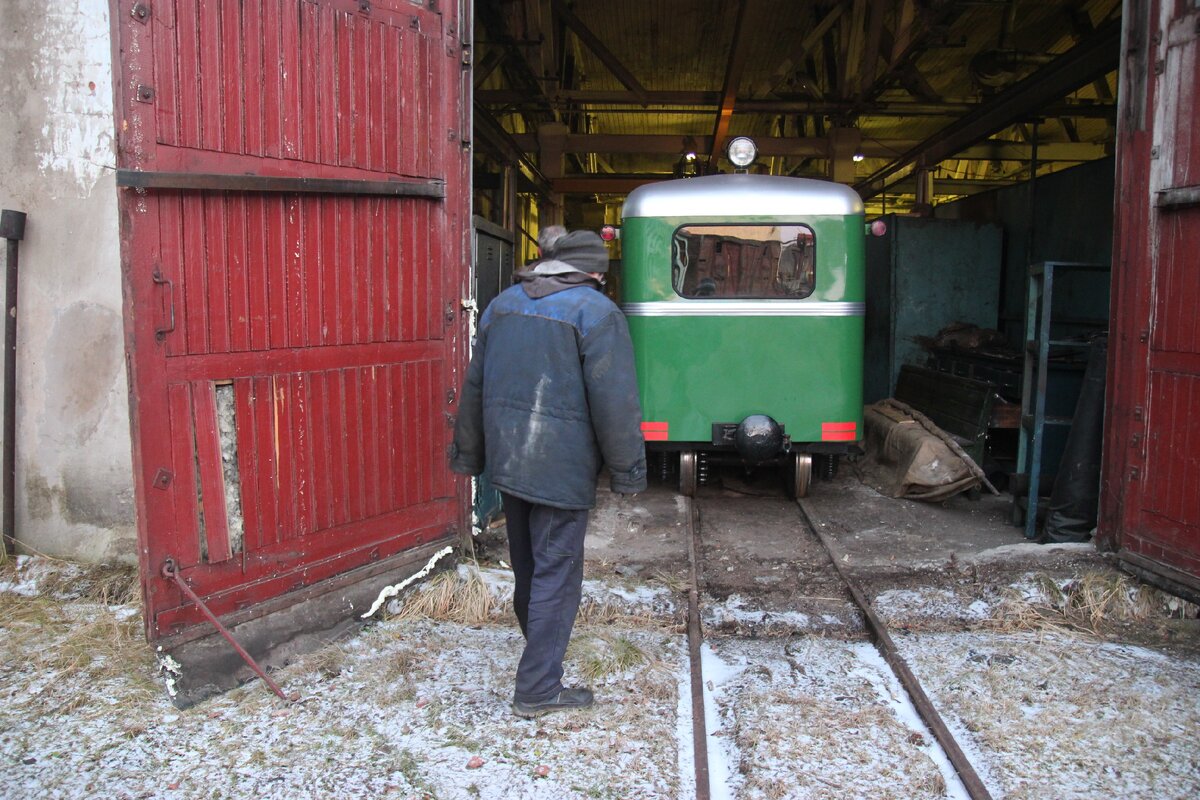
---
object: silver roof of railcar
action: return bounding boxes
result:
[622,173,864,218]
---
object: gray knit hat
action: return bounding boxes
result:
[537,225,568,256]
[552,230,610,273]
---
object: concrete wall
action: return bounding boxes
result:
[0,2,137,564]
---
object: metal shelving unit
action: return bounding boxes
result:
[1015,261,1110,539]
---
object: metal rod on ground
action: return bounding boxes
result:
[883,399,1000,495]
[796,500,995,800]
[686,499,711,800]
[1,210,26,559]
[161,559,296,703]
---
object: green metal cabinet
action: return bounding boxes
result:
[864,216,1003,403]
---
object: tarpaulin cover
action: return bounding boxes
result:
[1043,336,1108,542]
[859,402,980,502]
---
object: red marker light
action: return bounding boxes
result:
[600,225,618,242]
[869,219,888,237]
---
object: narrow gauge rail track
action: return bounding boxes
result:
[682,493,994,800]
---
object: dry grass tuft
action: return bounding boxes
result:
[987,570,1199,635]
[73,564,140,606]
[650,569,689,595]
[1,558,139,605]
[569,632,649,681]
[281,642,350,680]
[0,590,156,713]
[0,558,150,708]
[386,567,499,625]
[576,598,669,629]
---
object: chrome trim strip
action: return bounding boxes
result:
[621,301,865,317]
[623,173,864,218]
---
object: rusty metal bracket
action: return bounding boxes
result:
[151,267,175,341]
[161,558,296,703]
[1156,185,1200,210]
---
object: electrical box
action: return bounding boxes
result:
[472,216,515,313]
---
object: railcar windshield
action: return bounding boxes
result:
[671,224,816,299]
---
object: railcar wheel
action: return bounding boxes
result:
[679,451,698,497]
[787,453,813,499]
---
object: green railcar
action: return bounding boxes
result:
[619,170,865,497]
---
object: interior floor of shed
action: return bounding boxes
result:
[578,463,1070,579]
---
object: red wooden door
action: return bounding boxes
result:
[114,0,471,639]
[1104,0,1200,587]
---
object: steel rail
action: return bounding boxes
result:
[794,499,995,800]
[685,498,711,800]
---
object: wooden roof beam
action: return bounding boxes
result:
[472,101,554,198]
[551,0,649,103]
[473,2,558,126]
[505,132,1109,161]
[841,0,869,102]
[708,0,754,166]
[855,17,1122,198]
[862,0,961,103]
[548,173,1036,198]
[757,4,843,98]
[475,89,1116,119]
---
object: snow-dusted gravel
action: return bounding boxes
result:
[3,557,1199,799]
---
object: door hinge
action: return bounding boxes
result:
[461,45,473,67]
[152,267,176,341]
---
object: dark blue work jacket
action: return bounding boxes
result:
[450,276,647,510]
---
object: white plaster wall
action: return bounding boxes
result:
[0,2,137,564]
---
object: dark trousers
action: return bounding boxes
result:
[501,492,588,704]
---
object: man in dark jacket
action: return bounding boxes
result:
[450,229,647,718]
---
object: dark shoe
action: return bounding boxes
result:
[511,687,594,718]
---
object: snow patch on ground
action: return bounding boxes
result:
[582,578,677,617]
[896,630,1200,799]
[874,587,994,622]
[3,615,685,799]
[0,556,85,598]
[700,643,745,799]
[703,637,953,799]
[969,541,1095,564]
[851,643,973,800]
[702,593,815,632]
[5,560,1199,799]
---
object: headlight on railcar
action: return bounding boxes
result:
[726,136,758,170]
